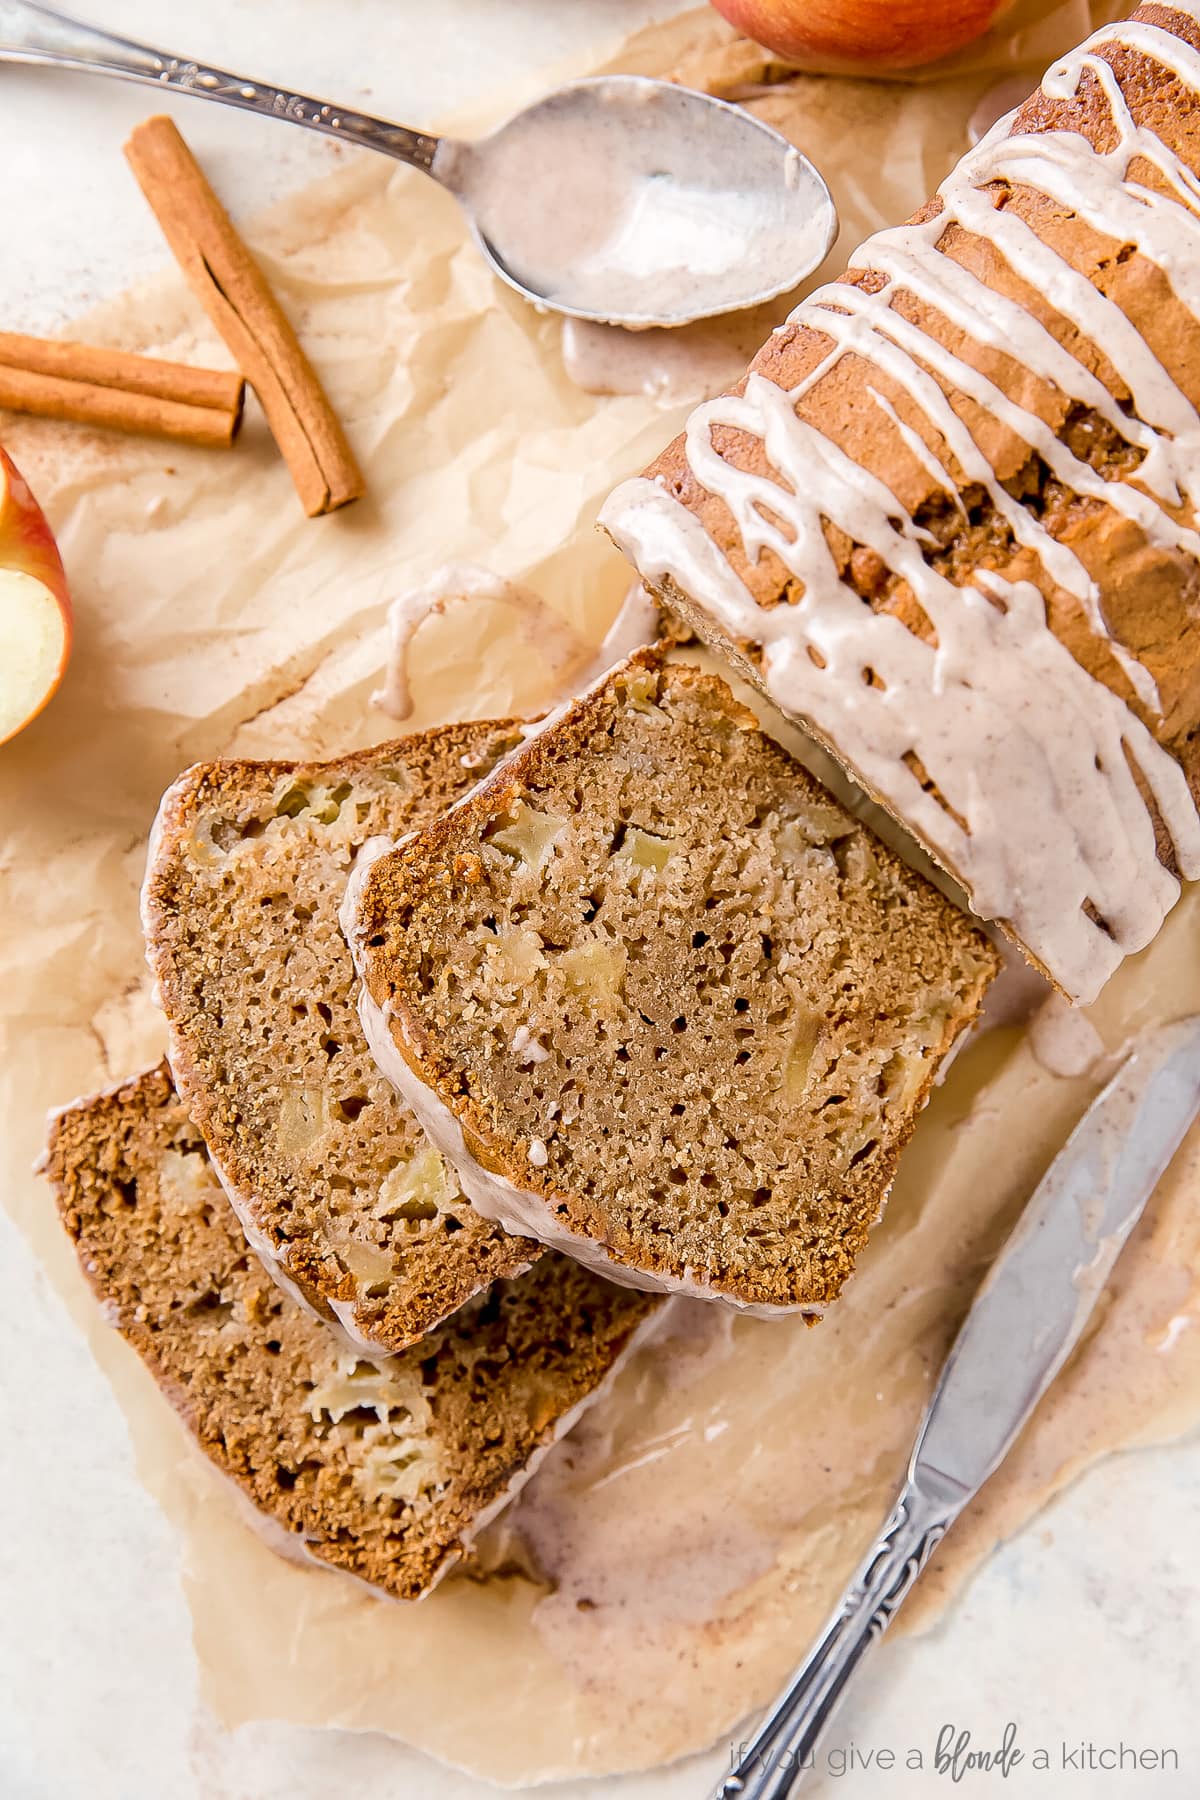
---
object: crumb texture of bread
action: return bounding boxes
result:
[142,723,541,1355]
[351,657,998,1311]
[600,3,1200,1004]
[43,1067,657,1601]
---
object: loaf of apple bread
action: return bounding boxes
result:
[602,1,1200,1004]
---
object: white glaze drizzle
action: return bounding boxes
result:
[372,565,583,721]
[866,385,963,512]
[601,14,1200,1003]
[372,565,657,722]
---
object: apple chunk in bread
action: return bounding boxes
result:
[0,445,71,745]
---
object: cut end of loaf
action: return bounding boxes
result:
[351,654,999,1311]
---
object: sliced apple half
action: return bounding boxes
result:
[0,446,72,746]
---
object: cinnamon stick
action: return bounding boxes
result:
[124,115,364,517]
[0,331,244,447]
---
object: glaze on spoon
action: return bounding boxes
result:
[0,6,837,327]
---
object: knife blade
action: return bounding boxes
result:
[914,1013,1200,1500]
[716,1015,1200,1800]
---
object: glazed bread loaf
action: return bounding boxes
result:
[602,2,1200,1004]
[43,1066,657,1601]
[142,724,539,1355]
[344,653,997,1312]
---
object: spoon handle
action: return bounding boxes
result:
[0,0,440,171]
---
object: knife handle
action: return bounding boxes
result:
[713,1480,959,1800]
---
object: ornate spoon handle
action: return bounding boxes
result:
[714,1478,961,1800]
[0,0,439,171]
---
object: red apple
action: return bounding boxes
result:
[709,0,1004,70]
[0,445,71,746]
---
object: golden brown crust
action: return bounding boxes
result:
[142,722,541,1353]
[354,653,999,1310]
[639,3,1200,805]
[44,1067,657,1600]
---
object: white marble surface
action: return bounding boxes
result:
[3,4,1199,1797]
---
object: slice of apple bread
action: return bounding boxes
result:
[43,1066,658,1601]
[345,651,998,1313]
[142,723,539,1355]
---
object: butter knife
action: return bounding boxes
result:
[716,1014,1200,1800]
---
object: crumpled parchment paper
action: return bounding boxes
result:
[3,2,1187,1787]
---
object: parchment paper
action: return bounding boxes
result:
[2,3,1193,1788]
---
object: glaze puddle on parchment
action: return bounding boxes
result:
[560,307,781,405]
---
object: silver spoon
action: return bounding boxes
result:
[0,1,838,328]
